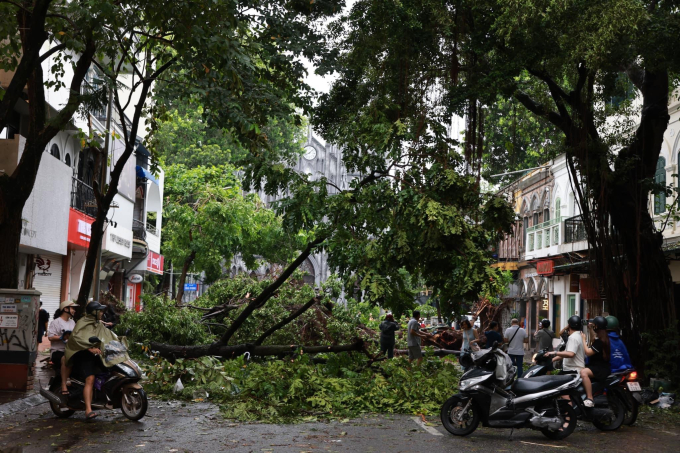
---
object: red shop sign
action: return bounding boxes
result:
[68,208,94,250]
[146,251,164,275]
[536,260,554,276]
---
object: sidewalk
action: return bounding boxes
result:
[0,335,52,416]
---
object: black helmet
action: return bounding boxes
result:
[568,315,582,331]
[541,319,550,328]
[590,316,608,330]
[86,301,107,315]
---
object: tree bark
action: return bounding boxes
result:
[254,296,320,345]
[0,212,23,288]
[175,250,196,303]
[149,339,365,361]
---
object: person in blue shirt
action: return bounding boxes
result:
[478,321,503,349]
[606,315,633,373]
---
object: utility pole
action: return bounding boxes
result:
[92,88,114,301]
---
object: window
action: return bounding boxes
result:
[50,144,60,160]
[545,229,550,247]
[537,231,542,249]
[654,157,666,215]
[553,226,559,245]
[568,294,576,317]
[528,233,535,251]
[533,213,539,226]
[555,198,561,220]
[65,153,71,167]
[523,217,528,247]
[543,208,550,223]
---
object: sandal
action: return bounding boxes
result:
[85,411,98,420]
[583,398,594,408]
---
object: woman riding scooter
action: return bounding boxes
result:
[580,316,611,407]
[63,301,110,420]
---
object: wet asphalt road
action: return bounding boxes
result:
[0,399,678,453]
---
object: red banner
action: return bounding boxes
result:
[146,251,164,275]
[68,208,94,250]
[536,260,554,276]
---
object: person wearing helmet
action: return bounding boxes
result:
[579,316,611,407]
[606,315,634,373]
[533,318,554,352]
[546,315,586,374]
[62,301,108,420]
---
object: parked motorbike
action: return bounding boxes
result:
[40,336,148,421]
[523,343,626,431]
[441,343,581,440]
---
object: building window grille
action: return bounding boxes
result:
[654,157,666,215]
[537,231,542,249]
[529,233,534,251]
[553,226,559,244]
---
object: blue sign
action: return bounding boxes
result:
[184,283,198,291]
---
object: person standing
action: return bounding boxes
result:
[47,301,78,395]
[38,301,49,344]
[379,313,399,359]
[546,315,585,374]
[479,321,503,348]
[504,318,528,378]
[460,319,479,351]
[533,319,555,352]
[407,310,430,365]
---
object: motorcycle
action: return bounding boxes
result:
[614,369,641,425]
[440,343,581,440]
[524,342,627,430]
[40,335,148,421]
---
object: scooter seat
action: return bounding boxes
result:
[512,375,574,395]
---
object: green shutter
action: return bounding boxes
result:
[655,158,666,215]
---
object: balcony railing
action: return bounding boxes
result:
[132,219,146,241]
[71,178,97,218]
[564,215,587,243]
[146,222,158,236]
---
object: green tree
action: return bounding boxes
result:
[162,164,302,302]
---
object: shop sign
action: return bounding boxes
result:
[1,304,17,313]
[184,283,198,291]
[68,208,93,249]
[542,299,549,310]
[146,251,164,275]
[0,314,18,328]
[536,260,554,276]
[109,233,131,249]
[128,274,144,284]
[35,256,52,276]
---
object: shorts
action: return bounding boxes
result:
[586,364,610,382]
[408,346,423,360]
[71,350,101,379]
[51,351,65,370]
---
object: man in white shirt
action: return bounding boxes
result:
[504,318,528,378]
[546,315,585,372]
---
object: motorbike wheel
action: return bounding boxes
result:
[623,392,639,425]
[121,387,148,421]
[440,395,479,436]
[48,381,75,419]
[593,393,625,431]
[541,401,577,440]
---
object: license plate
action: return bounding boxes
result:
[627,382,641,392]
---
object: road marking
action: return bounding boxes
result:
[411,416,443,436]
[519,441,566,448]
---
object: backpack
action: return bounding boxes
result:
[608,332,633,373]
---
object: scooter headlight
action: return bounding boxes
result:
[459,374,491,391]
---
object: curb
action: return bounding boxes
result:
[0,393,47,418]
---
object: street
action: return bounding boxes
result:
[0,399,678,452]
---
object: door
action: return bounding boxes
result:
[567,294,576,317]
[553,295,562,332]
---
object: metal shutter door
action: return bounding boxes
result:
[32,253,63,318]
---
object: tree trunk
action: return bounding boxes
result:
[149,339,365,361]
[254,296,320,345]
[175,251,196,303]
[75,205,110,308]
[0,211,23,288]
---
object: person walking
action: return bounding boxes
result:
[504,318,528,378]
[460,319,479,351]
[38,301,49,345]
[407,310,430,365]
[379,313,399,359]
[533,319,554,352]
[580,316,611,407]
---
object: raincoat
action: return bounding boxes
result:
[64,314,129,368]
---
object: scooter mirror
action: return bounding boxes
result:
[88,336,102,344]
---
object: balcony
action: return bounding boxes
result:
[564,215,587,243]
[146,222,158,236]
[132,219,146,241]
[71,178,97,218]
[526,217,564,253]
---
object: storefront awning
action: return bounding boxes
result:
[491,262,519,270]
[136,165,158,185]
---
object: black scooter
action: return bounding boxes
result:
[40,336,148,421]
[441,343,582,440]
[524,343,626,430]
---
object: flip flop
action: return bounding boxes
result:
[86,411,98,420]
